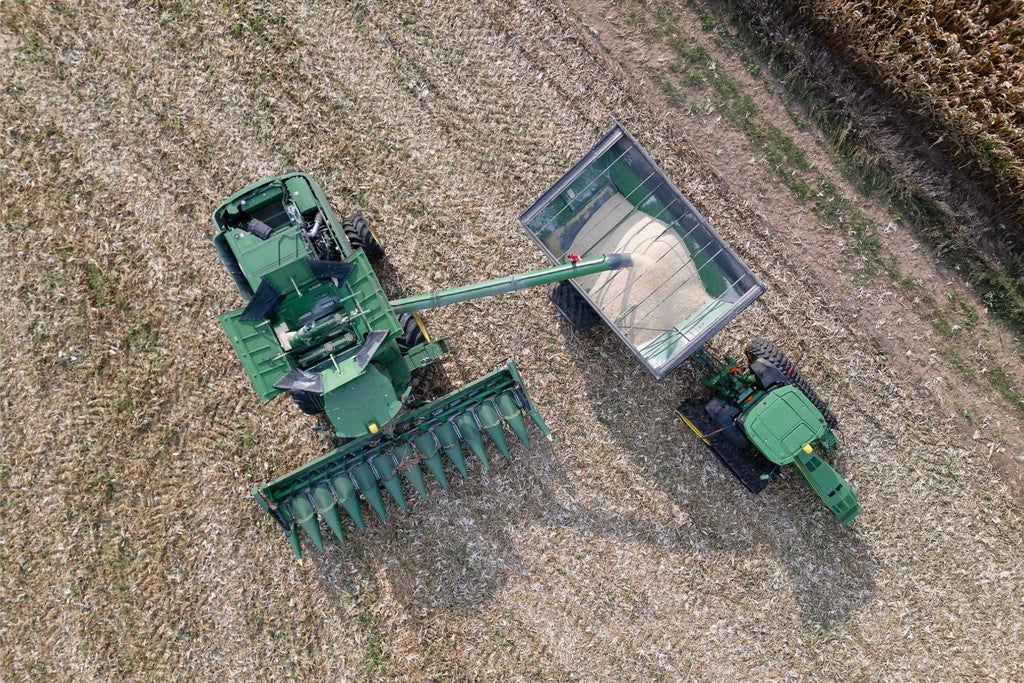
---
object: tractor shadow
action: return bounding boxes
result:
[565,324,878,629]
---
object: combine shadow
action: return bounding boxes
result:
[309,320,875,629]
[307,252,874,628]
[309,434,567,616]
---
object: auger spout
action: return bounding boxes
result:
[389,253,632,315]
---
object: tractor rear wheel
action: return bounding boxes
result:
[548,281,600,332]
[342,213,383,262]
[744,338,839,429]
[289,390,325,416]
[397,312,426,353]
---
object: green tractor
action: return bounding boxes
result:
[212,171,631,559]
[677,340,861,524]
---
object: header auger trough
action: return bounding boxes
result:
[212,171,631,559]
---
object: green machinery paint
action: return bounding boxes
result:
[677,340,861,524]
[212,172,631,559]
[218,123,860,562]
[520,121,860,524]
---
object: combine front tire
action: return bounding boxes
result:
[397,312,426,353]
[744,338,838,428]
[343,213,383,262]
[289,390,325,416]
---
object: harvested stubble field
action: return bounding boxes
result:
[2,0,1024,680]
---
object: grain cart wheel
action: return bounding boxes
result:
[744,338,839,428]
[397,312,427,353]
[342,213,383,262]
[289,390,325,416]
[548,281,600,332]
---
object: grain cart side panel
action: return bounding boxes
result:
[519,121,766,378]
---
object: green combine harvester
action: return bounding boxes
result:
[212,171,631,559]
[212,122,859,559]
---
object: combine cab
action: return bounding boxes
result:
[213,172,631,559]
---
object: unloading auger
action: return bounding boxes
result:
[212,172,631,559]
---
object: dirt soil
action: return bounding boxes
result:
[2,0,1023,680]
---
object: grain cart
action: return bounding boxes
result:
[213,172,631,559]
[519,121,860,524]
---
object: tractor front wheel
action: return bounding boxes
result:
[744,338,839,429]
[342,213,383,262]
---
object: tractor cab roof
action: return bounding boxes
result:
[739,385,831,466]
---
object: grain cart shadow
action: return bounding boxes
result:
[565,327,877,629]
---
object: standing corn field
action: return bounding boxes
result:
[785,1,1024,228]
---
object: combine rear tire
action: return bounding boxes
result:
[548,281,600,332]
[397,312,426,353]
[744,338,839,429]
[342,213,383,262]
[289,390,325,416]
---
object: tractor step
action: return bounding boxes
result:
[254,360,549,559]
[677,400,777,494]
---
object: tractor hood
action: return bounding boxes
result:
[740,385,830,466]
